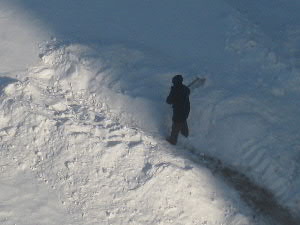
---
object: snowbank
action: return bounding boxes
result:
[38,38,300,217]
[1,0,300,222]
[0,44,262,224]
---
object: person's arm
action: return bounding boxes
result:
[166,87,175,104]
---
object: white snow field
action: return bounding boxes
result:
[1,0,300,224]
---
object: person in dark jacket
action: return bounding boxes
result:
[166,75,190,145]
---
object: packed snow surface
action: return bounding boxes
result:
[1,0,300,224]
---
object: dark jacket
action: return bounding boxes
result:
[166,83,190,122]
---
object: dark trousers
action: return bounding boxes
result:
[168,121,189,145]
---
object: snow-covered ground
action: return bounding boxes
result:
[0,60,262,224]
[1,0,300,224]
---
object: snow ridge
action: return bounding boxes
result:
[38,42,300,218]
[0,43,260,225]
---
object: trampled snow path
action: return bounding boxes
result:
[182,145,300,225]
[0,68,270,224]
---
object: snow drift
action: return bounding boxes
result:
[29,39,300,218]
[0,42,264,224]
[41,35,300,217]
[1,0,300,223]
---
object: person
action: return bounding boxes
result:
[166,75,190,145]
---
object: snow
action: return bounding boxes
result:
[0,1,49,73]
[0,170,73,225]
[0,66,259,224]
[1,0,300,224]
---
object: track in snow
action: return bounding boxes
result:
[181,145,300,225]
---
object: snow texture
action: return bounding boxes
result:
[0,50,259,224]
[1,0,300,224]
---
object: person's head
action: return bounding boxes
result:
[172,75,183,86]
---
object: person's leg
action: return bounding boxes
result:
[180,120,189,137]
[167,122,181,145]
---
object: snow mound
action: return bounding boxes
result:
[35,42,300,217]
[0,43,262,224]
